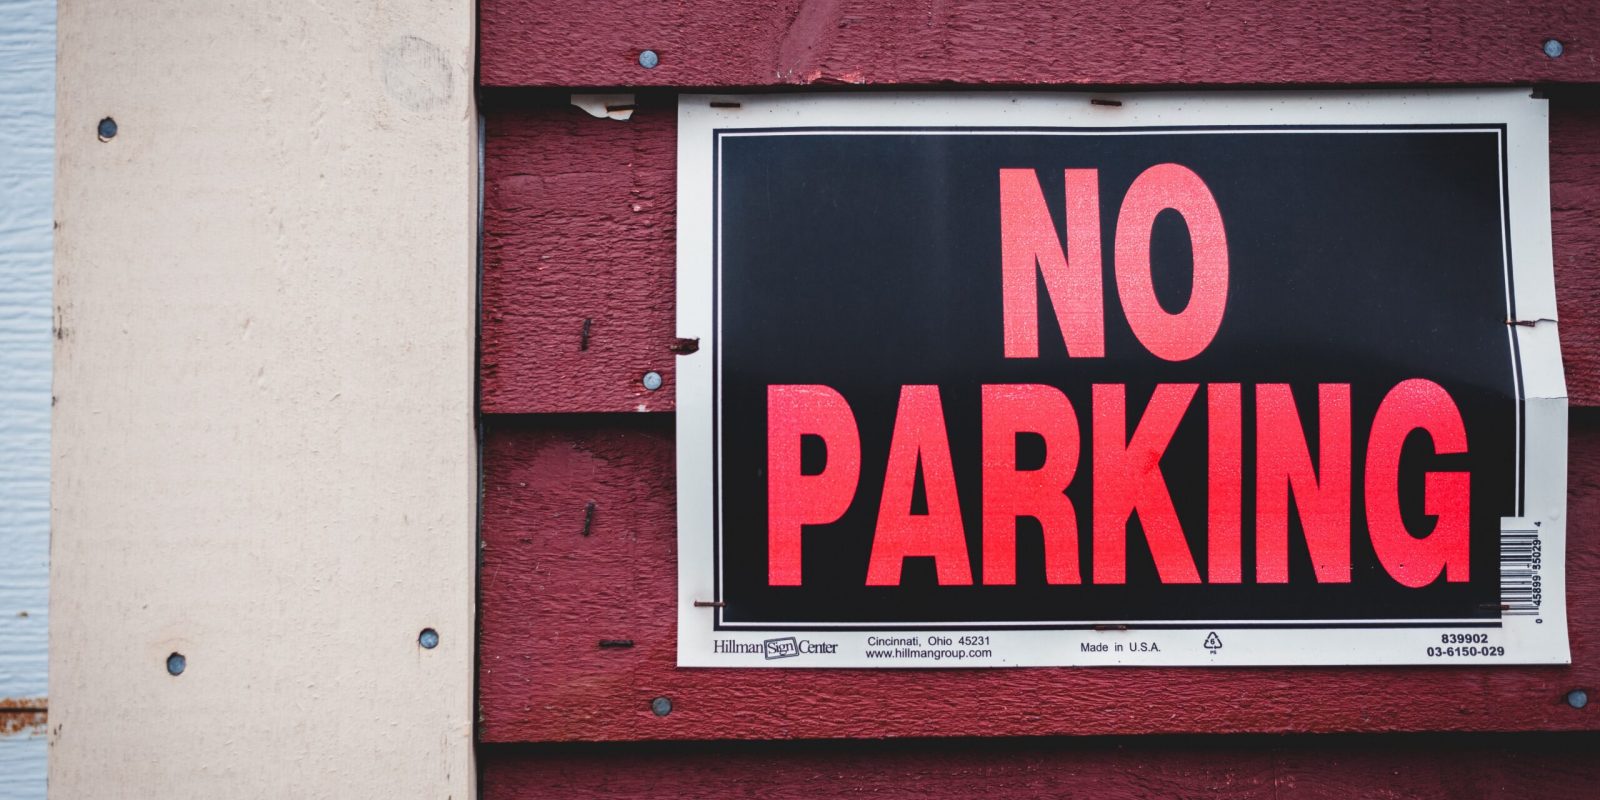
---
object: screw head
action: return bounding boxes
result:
[97,117,117,141]
[642,371,664,391]
[1567,689,1588,709]
[1544,39,1565,58]
[651,696,672,716]
[419,628,440,649]
[166,652,186,676]
[639,50,660,69]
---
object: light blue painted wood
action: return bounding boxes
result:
[0,730,48,797]
[0,0,55,795]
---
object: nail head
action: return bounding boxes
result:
[97,117,117,141]
[419,628,440,649]
[1567,689,1588,709]
[651,696,672,716]
[1544,39,1565,58]
[639,50,660,69]
[166,652,186,676]
[643,371,663,391]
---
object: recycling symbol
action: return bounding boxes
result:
[1203,631,1223,654]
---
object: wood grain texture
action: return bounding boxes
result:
[479,1,1600,89]
[481,98,1600,411]
[0,2,55,795]
[1552,101,1600,406]
[477,413,1600,743]
[0,730,48,800]
[480,733,1600,799]
[480,101,677,413]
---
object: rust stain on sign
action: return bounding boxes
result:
[0,697,48,737]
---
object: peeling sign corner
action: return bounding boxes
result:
[572,94,636,121]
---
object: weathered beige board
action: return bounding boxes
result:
[51,2,477,796]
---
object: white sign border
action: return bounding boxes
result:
[676,90,1568,667]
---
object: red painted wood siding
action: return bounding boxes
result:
[481,99,678,414]
[479,1,1600,89]
[1553,102,1600,405]
[480,734,1599,799]
[477,413,1600,743]
[482,97,1600,413]
[475,1,1600,772]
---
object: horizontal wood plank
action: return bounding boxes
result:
[483,97,1600,411]
[480,102,677,414]
[476,413,1600,743]
[1552,102,1600,406]
[480,734,1600,798]
[479,1,1600,89]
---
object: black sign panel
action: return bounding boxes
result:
[717,127,1513,625]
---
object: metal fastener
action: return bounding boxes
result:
[643,371,663,391]
[651,696,672,716]
[639,50,660,69]
[1544,39,1565,59]
[419,628,440,649]
[97,117,117,141]
[166,652,186,676]
[1567,689,1588,709]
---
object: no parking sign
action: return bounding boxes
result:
[675,91,1568,667]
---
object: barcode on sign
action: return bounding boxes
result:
[1500,525,1543,615]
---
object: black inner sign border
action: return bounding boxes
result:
[708,123,1522,632]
